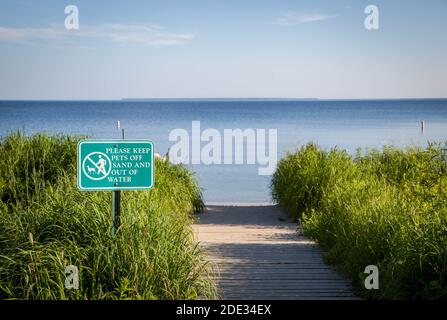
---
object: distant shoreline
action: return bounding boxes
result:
[122,98,320,102]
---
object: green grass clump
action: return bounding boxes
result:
[271,142,447,299]
[0,132,78,207]
[0,132,215,300]
[271,143,359,219]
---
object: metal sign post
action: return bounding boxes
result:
[112,124,124,236]
[111,188,121,236]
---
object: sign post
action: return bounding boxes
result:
[112,126,125,236]
[77,139,154,236]
[112,188,121,236]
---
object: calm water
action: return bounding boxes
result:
[1,99,447,203]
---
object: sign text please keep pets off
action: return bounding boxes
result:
[77,140,154,191]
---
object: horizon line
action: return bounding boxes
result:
[1,97,447,102]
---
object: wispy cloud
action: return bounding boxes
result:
[0,24,196,46]
[273,12,339,27]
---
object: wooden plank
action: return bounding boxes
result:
[214,269,340,272]
[213,276,346,280]
[194,205,357,300]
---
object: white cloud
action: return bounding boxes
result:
[0,24,196,46]
[273,12,339,27]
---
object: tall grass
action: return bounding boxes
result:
[0,132,216,300]
[271,142,447,299]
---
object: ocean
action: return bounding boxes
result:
[1,99,447,204]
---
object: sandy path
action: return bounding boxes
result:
[193,205,357,300]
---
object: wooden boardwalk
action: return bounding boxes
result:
[193,205,357,300]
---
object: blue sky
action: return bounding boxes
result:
[0,0,446,99]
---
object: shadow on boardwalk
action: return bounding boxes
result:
[193,205,358,300]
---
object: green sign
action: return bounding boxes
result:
[77,140,154,191]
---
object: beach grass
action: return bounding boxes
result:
[0,132,216,299]
[271,142,447,299]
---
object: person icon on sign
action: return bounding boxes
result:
[96,155,107,176]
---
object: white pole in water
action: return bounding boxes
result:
[117,120,124,139]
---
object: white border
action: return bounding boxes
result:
[77,139,155,191]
